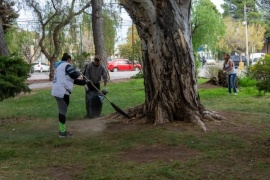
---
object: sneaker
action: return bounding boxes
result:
[58,131,73,138]
[234,93,238,95]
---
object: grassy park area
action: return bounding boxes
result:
[0,78,270,179]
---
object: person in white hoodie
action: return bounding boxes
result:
[51,53,87,138]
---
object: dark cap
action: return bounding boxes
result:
[94,55,101,61]
[62,53,71,61]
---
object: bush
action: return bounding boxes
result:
[238,76,257,87]
[194,54,201,77]
[131,71,144,79]
[204,65,220,78]
[249,54,270,94]
[0,56,31,101]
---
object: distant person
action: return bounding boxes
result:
[84,55,108,118]
[223,53,237,95]
[202,56,206,67]
[51,53,87,138]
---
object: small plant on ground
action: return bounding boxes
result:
[131,71,144,79]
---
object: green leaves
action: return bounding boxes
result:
[191,0,225,51]
[0,55,31,101]
[249,54,270,94]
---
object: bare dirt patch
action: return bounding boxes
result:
[45,165,83,180]
[121,144,201,163]
[198,83,220,89]
[91,110,268,164]
[69,118,107,137]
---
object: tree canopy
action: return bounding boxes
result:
[118,25,142,62]
[0,0,19,33]
[222,0,270,40]
[222,0,260,22]
[255,0,270,39]
[191,0,225,52]
[0,0,19,56]
[218,17,265,55]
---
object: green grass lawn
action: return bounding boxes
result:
[0,78,270,179]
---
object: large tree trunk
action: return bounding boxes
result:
[0,17,10,56]
[92,0,110,80]
[92,0,108,73]
[120,0,222,130]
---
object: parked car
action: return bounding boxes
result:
[107,59,142,72]
[231,55,246,68]
[32,62,50,73]
[205,58,216,65]
[250,53,265,65]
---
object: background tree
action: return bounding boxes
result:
[25,0,92,80]
[191,0,225,52]
[92,0,107,66]
[218,17,265,58]
[248,23,266,53]
[103,8,120,58]
[222,0,259,22]
[5,28,40,63]
[218,17,247,58]
[256,0,270,41]
[222,0,270,44]
[118,25,142,63]
[0,0,19,56]
[120,0,223,130]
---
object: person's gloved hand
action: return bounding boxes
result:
[102,87,108,95]
[86,79,92,84]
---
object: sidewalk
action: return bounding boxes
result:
[27,71,139,89]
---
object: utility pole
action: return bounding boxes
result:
[80,24,82,55]
[244,2,249,66]
[132,22,134,65]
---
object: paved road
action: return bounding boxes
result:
[28,61,224,89]
[28,71,140,89]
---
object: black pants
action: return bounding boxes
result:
[55,94,69,124]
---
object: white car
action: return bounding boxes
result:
[205,59,216,65]
[32,62,50,73]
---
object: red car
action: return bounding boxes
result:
[107,59,142,72]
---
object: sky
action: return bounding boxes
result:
[210,0,225,13]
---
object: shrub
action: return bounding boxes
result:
[0,56,31,101]
[204,65,220,78]
[131,71,144,79]
[249,54,270,94]
[238,76,257,87]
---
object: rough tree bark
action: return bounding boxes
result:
[119,0,223,130]
[92,0,109,78]
[0,17,10,56]
[92,0,106,61]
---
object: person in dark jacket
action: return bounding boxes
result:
[84,55,108,118]
[51,53,87,138]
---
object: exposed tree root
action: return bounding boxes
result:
[100,104,226,132]
[202,109,226,122]
[189,115,207,132]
